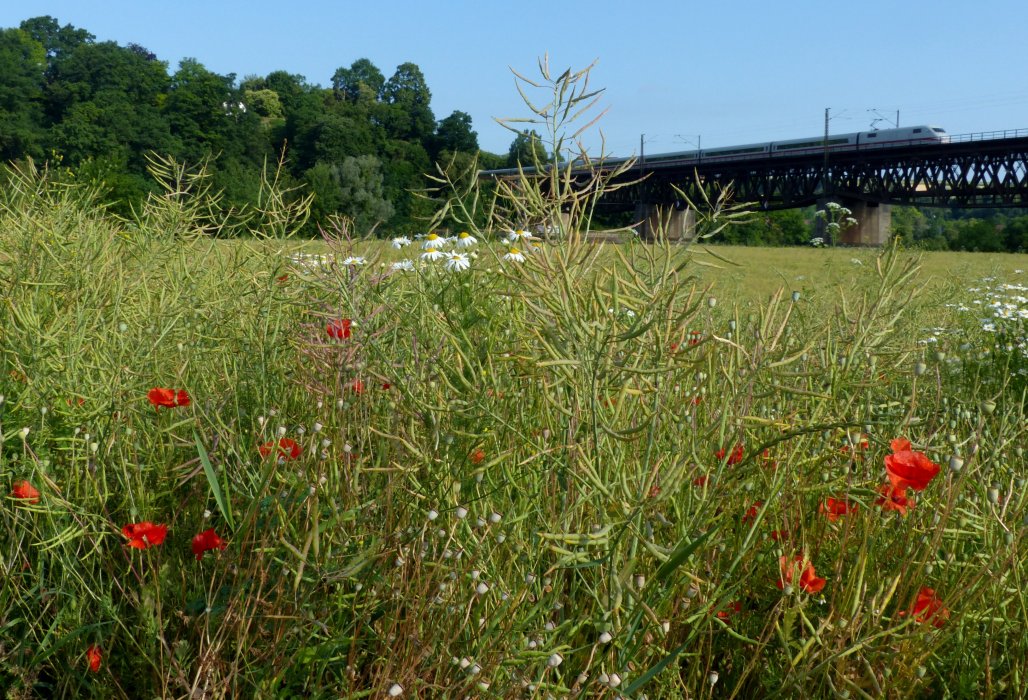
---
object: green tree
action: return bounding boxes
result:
[0,28,47,161]
[163,58,240,162]
[379,62,434,142]
[431,109,478,159]
[305,155,393,233]
[506,129,547,168]
[331,58,384,104]
[19,15,93,76]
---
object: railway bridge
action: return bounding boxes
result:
[488,129,1028,244]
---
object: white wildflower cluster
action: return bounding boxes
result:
[289,251,339,271]
[947,277,1028,360]
[391,231,479,272]
[809,237,825,247]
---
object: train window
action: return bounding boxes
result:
[913,128,923,133]
[866,133,877,138]
[933,128,947,133]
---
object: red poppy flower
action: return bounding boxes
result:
[742,501,763,523]
[688,330,703,346]
[276,274,289,283]
[715,600,742,621]
[381,382,392,390]
[716,443,744,466]
[192,528,227,560]
[469,448,485,464]
[122,521,168,549]
[876,483,914,516]
[258,437,302,460]
[820,497,858,522]
[326,318,352,340]
[900,587,949,628]
[11,480,40,504]
[147,387,190,410]
[885,438,940,492]
[86,644,102,673]
[769,529,791,542]
[777,555,826,594]
[691,395,702,406]
[692,474,709,487]
[348,379,365,395]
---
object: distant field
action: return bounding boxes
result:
[267,237,1028,303]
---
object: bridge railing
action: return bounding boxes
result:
[946,128,1028,144]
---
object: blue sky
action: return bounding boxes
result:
[4,0,1028,158]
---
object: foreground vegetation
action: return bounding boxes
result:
[4,58,1028,698]
[1,156,1027,698]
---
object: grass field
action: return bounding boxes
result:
[2,161,1028,698]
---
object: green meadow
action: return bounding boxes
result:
[3,62,1028,698]
[1,158,1027,698]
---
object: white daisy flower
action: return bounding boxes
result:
[445,252,471,272]
[391,260,415,271]
[508,229,533,243]
[504,248,526,263]
[421,247,445,261]
[422,232,447,250]
[391,236,411,249]
[342,256,366,266]
[455,231,478,248]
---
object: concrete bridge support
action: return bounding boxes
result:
[817,199,892,246]
[634,204,696,241]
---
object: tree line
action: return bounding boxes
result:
[0,16,554,235]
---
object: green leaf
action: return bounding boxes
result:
[655,529,714,584]
[195,431,235,531]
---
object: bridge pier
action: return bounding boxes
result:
[817,199,892,246]
[634,204,696,241]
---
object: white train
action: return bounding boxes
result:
[485,125,949,177]
[640,125,949,166]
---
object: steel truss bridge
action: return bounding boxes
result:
[589,129,1028,211]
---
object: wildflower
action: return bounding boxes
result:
[503,248,526,263]
[742,501,763,523]
[422,232,446,249]
[900,587,949,628]
[122,521,169,549]
[342,256,366,266]
[445,252,471,272]
[391,260,415,272]
[470,448,485,464]
[508,229,533,243]
[348,379,365,395]
[715,600,742,621]
[716,443,745,466]
[258,437,302,460]
[885,438,940,491]
[421,247,445,261]
[391,236,412,249]
[192,528,227,560]
[688,330,702,346]
[86,644,102,673]
[11,480,40,504]
[820,497,858,522]
[455,231,477,248]
[147,388,190,410]
[876,483,913,516]
[777,555,826,594]
[326,318,352,340]
[276,274,289,283]
[692,475,709,487]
